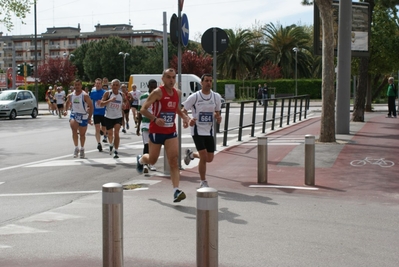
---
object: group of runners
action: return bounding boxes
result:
[63,68,223,203]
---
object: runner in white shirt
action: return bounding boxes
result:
[54,86,66,119]
[63,79,93,159]
[100,79,127,159]
[129,84,141,128]
[181,73,222,188]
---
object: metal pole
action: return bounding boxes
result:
[295,49,298,96]
[162,12,170,174]
[336,0,352,134]
[103,183,123,267]
[257,137,268,183]
[123,56,126,83]
[197,188,218,267]
[304,135,315,186]
[34,0,38,102]
[213,28,218,151]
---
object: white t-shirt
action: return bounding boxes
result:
[54,91,65,104]
[182,90,221,136]
[130,90,142,106]
[105,92,123,119]
[70,92,88,119]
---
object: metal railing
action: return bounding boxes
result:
[220,95,310,146]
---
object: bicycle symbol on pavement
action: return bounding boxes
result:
[350,157,394,168]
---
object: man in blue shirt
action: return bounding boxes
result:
[90,78,108,151]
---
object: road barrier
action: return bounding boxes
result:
[304,135,315,185]
[197,188,218,267]
[257,137,268,183]
[103,183,123,267]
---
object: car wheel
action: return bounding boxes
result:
[31,108,38,118]
[9,109,17,120]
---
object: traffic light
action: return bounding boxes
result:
[17,64,23,76]
[27,64,34,76]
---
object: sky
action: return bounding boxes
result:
[1,0,315,41]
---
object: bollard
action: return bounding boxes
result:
[197,188,218,267]
[103,183,123,267]
[257,137,268,183]
[304,135,315,186]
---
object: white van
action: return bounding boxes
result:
[127,74,201,102]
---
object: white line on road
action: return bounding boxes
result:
[249,185,319,190]
[0,190,101,197]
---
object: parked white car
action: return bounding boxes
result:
[0,89,38,119]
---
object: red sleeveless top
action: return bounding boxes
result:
[149,86,179,134]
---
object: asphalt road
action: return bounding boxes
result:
[1,111,398,267]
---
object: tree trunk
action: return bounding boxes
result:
[316,0,336,142]
[352,57,368,121]
[365,74,372,112]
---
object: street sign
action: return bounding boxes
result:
[170,14,179,47]
[181,14,189,47]
[201,27,229,55]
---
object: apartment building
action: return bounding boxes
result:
[0,23,164,72]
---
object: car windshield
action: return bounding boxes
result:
[0,91,17,101]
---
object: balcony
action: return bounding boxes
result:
[30,55,42,60]
[67,44,77,49]
[14,46,24,51]
[29,45,42,50]
[48,45,61,50]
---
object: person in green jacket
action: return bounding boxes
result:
[386,77,397,118]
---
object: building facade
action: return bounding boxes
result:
[0,24,164,72]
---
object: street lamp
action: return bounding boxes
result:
[118,52,129,82]
[293,47,299,96]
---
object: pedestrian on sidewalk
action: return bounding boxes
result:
[257,84,263,105]
[181,73,222,188]
[136,68,191,203]
[63,79,93,158]
[386,77,397,118]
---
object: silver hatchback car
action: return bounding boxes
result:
[0,89,38,119]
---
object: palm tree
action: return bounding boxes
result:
[217,29,256,79]
[259,23,312,79]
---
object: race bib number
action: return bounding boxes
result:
[160,112,175,127]
[198,112,213,124]
[95,100,102,109]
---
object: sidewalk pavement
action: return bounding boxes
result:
[3,109,398,267]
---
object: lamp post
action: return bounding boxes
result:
[118,52,129,82]
[293,47,299,96]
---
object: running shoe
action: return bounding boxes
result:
[136,155,144,174]
[200,180,209,188]
[148,165,157,171]
[79,148,85,159]
[122,128,126,133]
[73,147,79,158]
[184,148,193,165]
[126,122,130,130]
[143,164,149,174]
[173,190,186,203]
[103,136,108,143]
[100,130,104,136]
[113,151,119,159]
[109,146,113,155]
[97,143,103,152]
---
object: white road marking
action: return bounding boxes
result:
[0,182,4,185]
[19,212,82,223]
[0,244,12,249]
[0,224,49,235]
[249,185,319,190]
[0,190,100,197]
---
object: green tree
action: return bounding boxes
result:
[302,0,336,142]
[259,23,312,79]
[0,0,31,31]
[217,29,256,79]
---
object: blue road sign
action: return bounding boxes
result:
[181,13,189,47]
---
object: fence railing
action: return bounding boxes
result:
[220,95,310,146]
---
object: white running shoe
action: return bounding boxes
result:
[73,147,79,158]
[184,148,193,165]
[148,165,157,171]
[79,148,85,159]
[200,180,209,188]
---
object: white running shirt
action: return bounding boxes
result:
[105,92,123,119]
[70,92,88,118]
[55,91,65,104]
[182,90,222,136]
[130,90,142,106]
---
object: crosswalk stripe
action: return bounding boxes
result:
[0,224,49,235]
